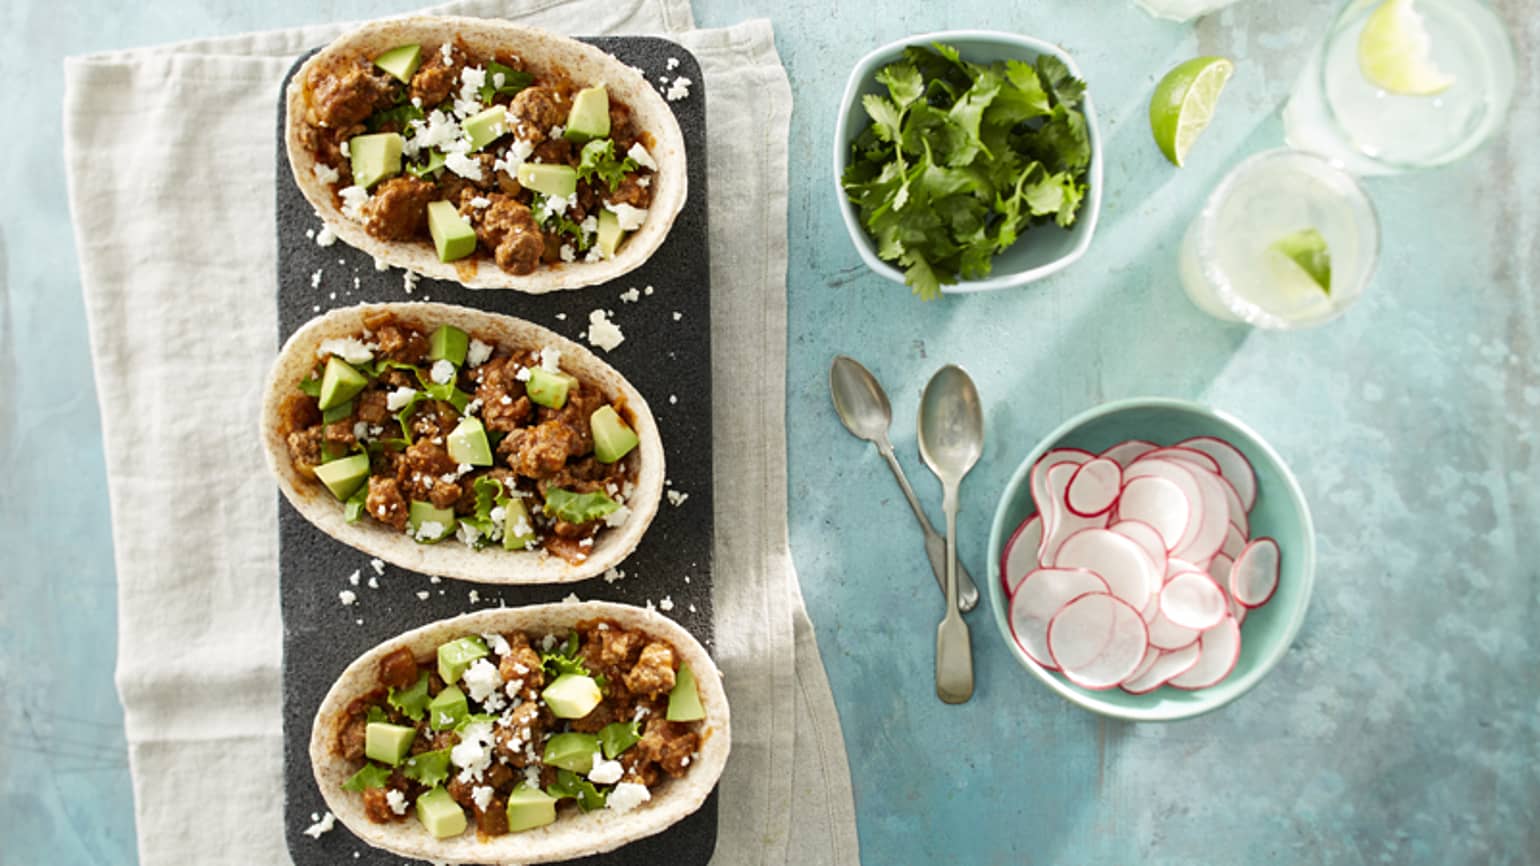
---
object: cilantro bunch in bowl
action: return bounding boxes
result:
[837,35,1100,298]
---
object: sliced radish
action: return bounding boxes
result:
[1120,643,1202,694]
[1220,522,1246,560]
[1146,608,1202,651]
[1169,466,1231,566]
[1136,446,1221,476]
[1229,595,1248,626]
[1177,436,1257,512]
[1229,537,1280,608]
[1208,553,1235,594]
[1167,615,1242,689]
[1029,448,1092,520]
[1008,568,1109,669]
[1122,644,1161,686]
[1053,528,1160,612]
[1115,475,1190,551]
[1110,520,1168,575]
[1046,592,1150,691]
[1066,458,1122,517]
[1217,476,1250,537]
[1099,439,1157,468]
[1038,461,1108,565]
[1160,571,1227,631]
[1000,515,1044,594]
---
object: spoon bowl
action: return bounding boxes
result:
[918,365,985,483]
[829,355,893,442]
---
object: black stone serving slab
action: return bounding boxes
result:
[274,37,715,866]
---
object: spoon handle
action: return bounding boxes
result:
[936,485,974,704]
[878,442,980,611]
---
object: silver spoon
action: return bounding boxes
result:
[917,364,983,705]
[829,356,979,612]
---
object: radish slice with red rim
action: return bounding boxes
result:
[1170,466,1231,566]
[1046,592,1150,691]
[1208,553,1235,595]
[1030,448,1092,520]
[1099,439,1157,468]
[1135,446,1221,476]
[1066,457,1122,517]
[1160,571,1227,631]
[1038,461,1108,565]
[1229,537,1280,608]
[1008,568,1109,669]
[1146,608,1202,651]
[1122,644,1161,686]
[1119,643,1202,694]
[1000,515,1044,594]
[1229,594,1248,626]
[1217,476,1250,537]
[1176,436,1257,512]
[1220,522,1246,560]
[1167,615,1241,689]
[1054,528,1159,612]
[1115,475,1190,551]
[1110,519,1168,575]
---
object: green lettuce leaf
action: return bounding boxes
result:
[575,139,638,192]
[542,488,619,525]
[547,768,607,812]
[341,763,394,791]
[402,748,452,787]
[599,721,642,760]
[388,671,432,722]
[479,62,534,102]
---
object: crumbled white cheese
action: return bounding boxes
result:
[667,490,690,507]
[604,505,631,528]
[603,566,626,584]
[429,359,456,385]
[454,66,488,117]
[548,124,565,139]
[584,309,624,351]
[441,42,454,63]
[462,658,504,702]
[456,521,483,548]
[667,56,680,70]
[414,520,445,541]
[489,506,507,524]
[353,421,369,441]
[619,288,641,303]
[558,243,576,263]
[584,245,605,263]
[669,394,678,405]
[665,76,692,101]
[540,633,558,652]
[367,577,378,589]
[580,215,599,237]
[672,311,683,321]
[493,138,535,176]
[468,589,481,605]
[539,347,561,372]
[445,151,484,181]
[318,337,376,364]
[386,387,418,411]
[405,110,464,158]
[466,338,494,368]
[588,758,624,785]
[450,720,496,783]
[603,201,649,232]
[561,592,581,604]
[302,811,337,838]
[369,558,385,575]
[659,595,674,612]
[338,185,369,219]
[607,782,652,814]
[312,163,341,185]
[310,269,323,289]
[315,224,338,247]
[483,632,512,657]
[403,270,419,294]
[469,196,491,209]
[536,192,578,222]
[373,256,390,272]
[416,590,431,601]
[385,789,408,816]
[627,142,658,172]
[471,785,495,812]
[346,570,360,586]
[338,590,357,606]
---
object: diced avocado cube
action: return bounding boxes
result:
[596,208,625,259]
[314,453,371,501]
[446,417,493,466]
[590,405,639,464]
[349,132,404,190]
[542,732,600,773]
[667,663,705,722]
[408,500,457,543]
[525,367,570,409]
[563,86,611,143]
[502,497,537,551]
[426,685,468,731]
[516,162,578,199]
[364,722,417,766]
[373,44,423,84]
[428,325,469,365]
[462,106,509,152]
[321,398,355,425]
[415,786,468,839]
[542,673,602,719]
[436,635,489,684]
[505,783,559,833]
[427,200,477,263]
[318,356,368,411]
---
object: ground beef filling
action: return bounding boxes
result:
[299,40,658,274]
[334,621,704,838]
[281,311,637,561]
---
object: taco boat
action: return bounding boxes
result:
[286,16,687,291]
[261,302,664,583]
[310,603,729,863]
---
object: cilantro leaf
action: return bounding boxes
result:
[368,102,424,133]
[529,193,595,252]
[401,748,452,787]
[542,488,619,525]
[388,671,432,722]
[540,632,591,678]
[342,763,394,791]
[874,62,924,109]
[575,139,637,192]
[479,62,534,102]
[860,94,904,144]
[405,149,447,180]
[599,721,642,759]
[547,768,607,812]
[1035,55,1086,108]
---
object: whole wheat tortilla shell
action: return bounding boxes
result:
[285,16,687,292]
[259,302,664,584]
[309,602,729,863]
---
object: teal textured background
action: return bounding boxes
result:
[4,0,1535,863]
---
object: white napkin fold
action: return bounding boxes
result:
[62,1,857,863]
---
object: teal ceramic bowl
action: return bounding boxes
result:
[832,30,1103,293]
[987,398,1315,721]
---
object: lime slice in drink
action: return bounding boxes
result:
[1149,56,1234,167]
[1268,228,1332,295]
[1358,0,1455,95]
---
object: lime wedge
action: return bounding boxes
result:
[1358,0,1455,95]
[1149,56,1234,167]
[1268,228,1332,295]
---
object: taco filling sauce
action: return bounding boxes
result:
[278,309,641,562]
[333,619,706,838]
[296,37,659,273]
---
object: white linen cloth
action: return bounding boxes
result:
[62,1,858,863]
